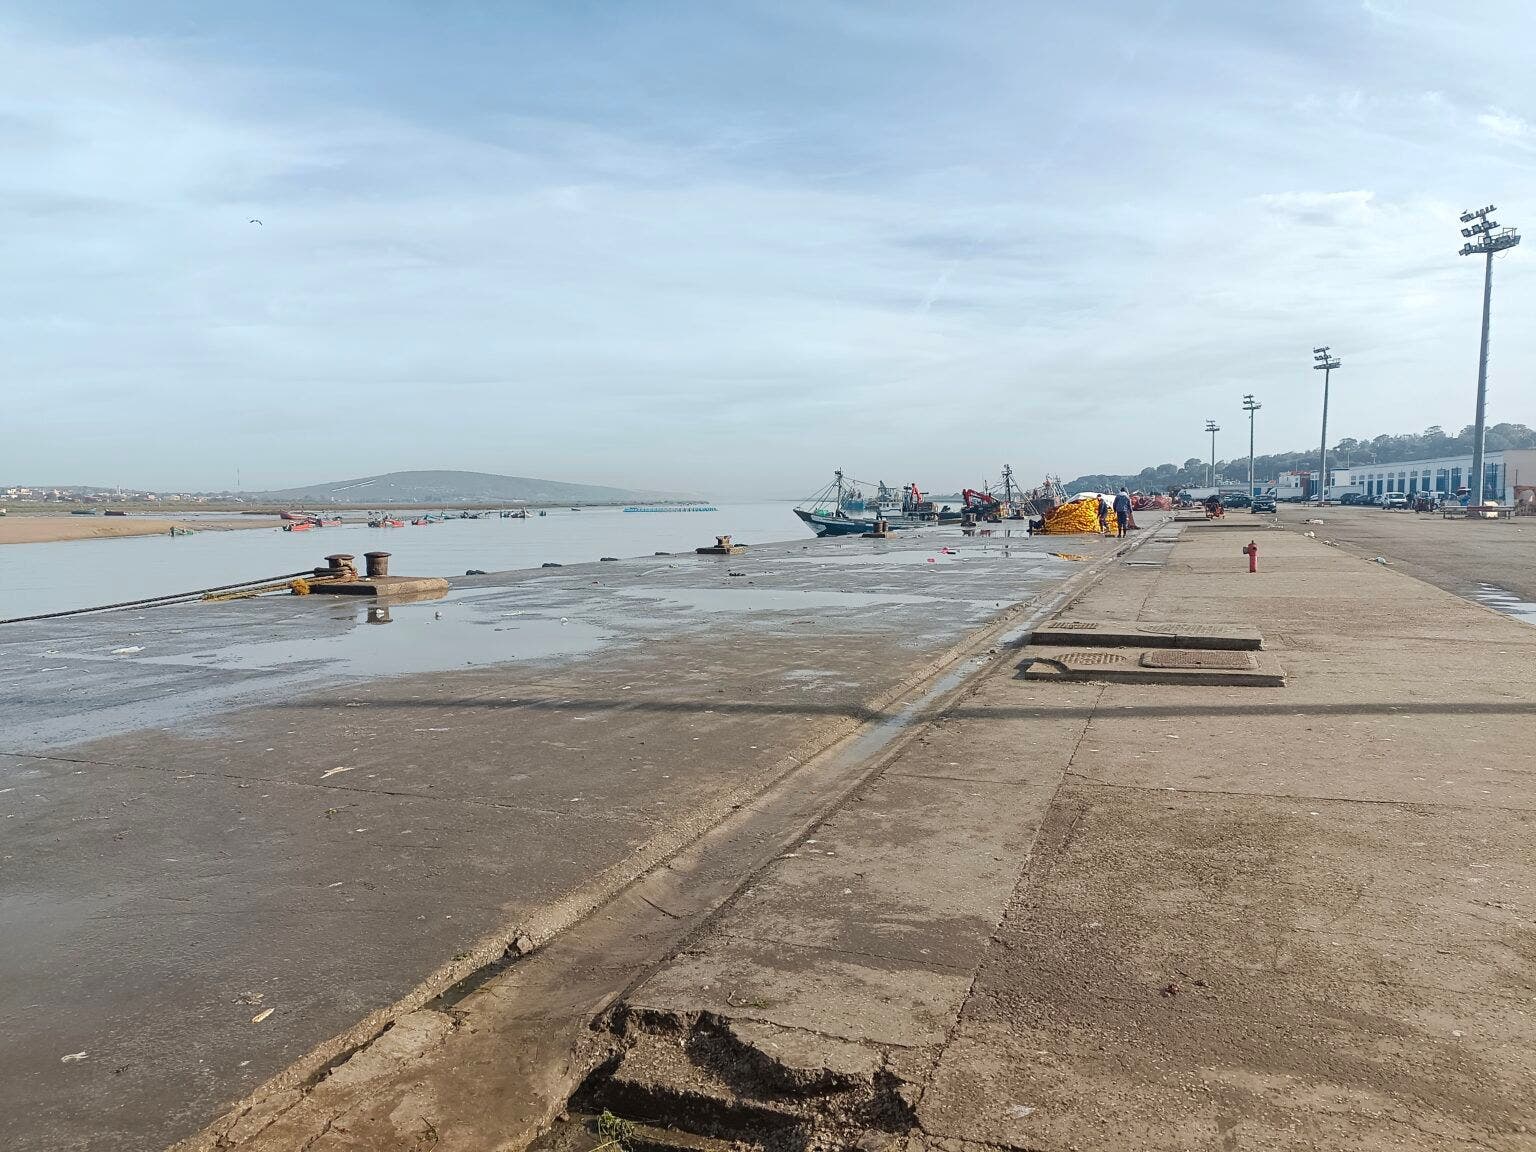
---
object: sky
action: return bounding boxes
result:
[2,0,1534,497]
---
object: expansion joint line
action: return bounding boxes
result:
[910,680,1107,1121]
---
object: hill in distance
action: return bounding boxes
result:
[259,470,685,506]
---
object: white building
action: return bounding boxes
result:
[1273,449,1536,503]
[1336,448,1536,504]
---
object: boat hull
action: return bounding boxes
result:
[794,508,887,537]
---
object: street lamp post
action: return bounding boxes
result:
[1313,347,1340,504]
[1243,395,1261,499]
[1204,420,1220,488]
[1459,205,1521,506]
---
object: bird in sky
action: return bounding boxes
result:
[248,218,262,225]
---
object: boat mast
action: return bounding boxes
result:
[835,469,845,511]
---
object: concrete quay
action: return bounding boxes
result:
[0,524,1131,1152]
[544,520,1535,1150]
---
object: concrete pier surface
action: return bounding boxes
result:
[540,520,1532,1150]
[12,513,1536,1151]
[0,525,1129,1152]
[1273,501,1536,605]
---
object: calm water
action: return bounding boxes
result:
[0,503,812,619]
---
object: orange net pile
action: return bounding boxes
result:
[1042,498,1108,535]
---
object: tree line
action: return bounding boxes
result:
[1067,423,1536,494]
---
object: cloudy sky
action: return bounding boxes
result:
[2,1,1533,495]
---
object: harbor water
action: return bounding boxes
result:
[0,503,811,620]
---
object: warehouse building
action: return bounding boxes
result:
[1273,449,1536,503]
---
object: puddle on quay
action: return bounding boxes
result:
[132,596,613,675]
[1470,583,1536,624]
[608,586,952,613]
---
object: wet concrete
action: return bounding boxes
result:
[0,526,1129,1152]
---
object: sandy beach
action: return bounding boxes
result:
[0,515,273,546]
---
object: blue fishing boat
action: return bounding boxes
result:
[794,471,909,537]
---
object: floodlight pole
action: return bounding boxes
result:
[1313,347,1340,504]
[1242,395,1261,500]
[1459,205,1521,506]
[1204,420,1220,488]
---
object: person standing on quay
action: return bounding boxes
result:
[1097,494,1111,535]
[1113,487,1133,538]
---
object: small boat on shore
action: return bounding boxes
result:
[500,509,529,519]
[279,511,304,521]
[308,516,343,527]
[368,518,406,528]
[411,517,432,526]
[283,521,313,532]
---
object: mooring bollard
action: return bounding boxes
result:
[1243,540,1258,573]
[364,551,391,578]
[323,553,356,579]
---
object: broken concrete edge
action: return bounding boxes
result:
[574,1005,925,1142]
[167,539,1143,1152]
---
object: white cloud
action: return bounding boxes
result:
[1476,108,1530,140]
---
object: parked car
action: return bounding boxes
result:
[1382,492,1410,510]
[1339,492,1364,505]
[1223,493,1252,508]
[1250,496,1277,514]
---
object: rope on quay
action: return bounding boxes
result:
[0,571,319,626]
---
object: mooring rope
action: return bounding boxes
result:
[0,571,318,625]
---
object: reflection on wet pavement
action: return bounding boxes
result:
[1471,582,1536,624]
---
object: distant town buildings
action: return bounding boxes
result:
[0,486,234,505]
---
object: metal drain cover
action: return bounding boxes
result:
[1140,650,1257,670]
[1061,651,1129,666]
[1053,621,1099,630]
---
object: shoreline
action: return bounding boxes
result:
[0,515,274,546]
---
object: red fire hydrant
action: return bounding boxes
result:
[1243,540,1258,573]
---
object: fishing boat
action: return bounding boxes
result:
[279,511,304,521]
[411,517,432,526]
[794,471,911,537]
[282,521,313,532]
[500,509,529,519]
[368,517,405,528]
[308,516,343,527]
[538,510,547,517]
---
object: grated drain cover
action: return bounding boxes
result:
[1140,650,1257,670]
[1061,652,1128,666]
[1051,621,1099,630]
